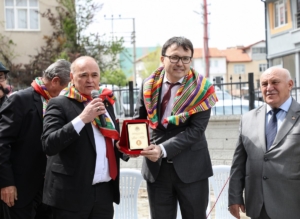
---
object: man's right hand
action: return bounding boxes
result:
[228,204,245,219]
[79,98,106,124]
[1,186,18,207]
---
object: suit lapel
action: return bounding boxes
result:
[32,89,43,122]
[71,100,96,151]
[257,105,267,153]
[270,100,300,151]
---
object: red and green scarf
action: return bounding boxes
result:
[31,77,52,116]
[143,67,218,129]
[61,83,119,140]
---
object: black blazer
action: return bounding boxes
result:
[0,87,46,208]
[42,95,122,211]
[133,83,213,183]
[0,95,8,109]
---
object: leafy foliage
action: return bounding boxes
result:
[139,47,162,79]
[0,0,126,88]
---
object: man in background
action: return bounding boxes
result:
[229,67,300,219]
[0,59,71,219]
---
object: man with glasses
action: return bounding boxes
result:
[132,36,217,219]
[0,59,71,219]
[0,62,10,108]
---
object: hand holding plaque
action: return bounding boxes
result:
[119,120,150,155]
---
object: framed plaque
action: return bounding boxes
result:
[119,119,150,155]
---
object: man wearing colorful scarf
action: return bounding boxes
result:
[0,59,71,219]
[41,56,125,219]
[133,37,217,219]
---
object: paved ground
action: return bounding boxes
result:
[137,189,249,219]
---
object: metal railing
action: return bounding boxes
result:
[104,74,300,117]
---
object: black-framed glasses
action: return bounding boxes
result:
[163,55,192,64]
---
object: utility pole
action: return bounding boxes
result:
[104,15,119,40]
[203,0,210,78]
[103,15,137,86]
[131,18,136,87]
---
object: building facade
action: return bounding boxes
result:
[0,0,59,64]
[265,0,300,83]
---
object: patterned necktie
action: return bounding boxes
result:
[266,108,281,150]
[160,82,179,118]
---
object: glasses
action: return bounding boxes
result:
[163,55,192,64]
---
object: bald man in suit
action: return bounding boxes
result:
[229,67,300,219]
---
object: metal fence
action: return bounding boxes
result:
[103,73,300,117]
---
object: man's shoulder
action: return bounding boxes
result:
[9,87,33,97]
[6,87,35,103]
[49,95,72,105]
[242,104,265,119]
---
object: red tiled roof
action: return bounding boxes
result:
[193,48,226,58]
[222,48,251,62]
[240,40,265,50]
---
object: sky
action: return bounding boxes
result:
[88,0,266,49]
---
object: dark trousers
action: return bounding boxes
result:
[252,205,271,219]
[8,188,52,219]
[51,181,114,219]
[147,159,209,219]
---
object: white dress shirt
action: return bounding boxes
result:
[159,76,184,158]
[72,111,115,184]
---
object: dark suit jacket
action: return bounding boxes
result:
[0,87,46,208]
[133,83,213,183]
[42,95,122,211]
[0,95,8,109]
[229,99,300,219]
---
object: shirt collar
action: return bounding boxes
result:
[266,96,292,114]
[163,75,184,84]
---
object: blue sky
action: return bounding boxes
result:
[89,0,265,49]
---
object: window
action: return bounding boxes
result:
[214,60,218,67]
[274,0,288,28]
[5,0,39,30]
[259,64,267,72]
[252,47,266,54]
[234,64,245,74]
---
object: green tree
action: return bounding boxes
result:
[101,69,127,86]
[0,0,126,88]
[140,47,161,79]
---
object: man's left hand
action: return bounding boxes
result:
[140,144,162,162]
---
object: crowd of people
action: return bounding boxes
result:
[0,36,299,219]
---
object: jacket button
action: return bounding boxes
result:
[264,157,269,161]
[263,176,268,180]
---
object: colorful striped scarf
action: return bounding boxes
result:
[31,77,52,116]
[143,67,218,128]
[61,83,119,140]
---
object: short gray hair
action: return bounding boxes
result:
[43,59,71,85]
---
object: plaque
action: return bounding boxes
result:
[119,119,150,155]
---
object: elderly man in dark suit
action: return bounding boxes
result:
[229,67,300,219]
[132,37,217,219]
[42,56,126,219]
[0,59,71,219]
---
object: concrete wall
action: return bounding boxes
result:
[119,115,241,169]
